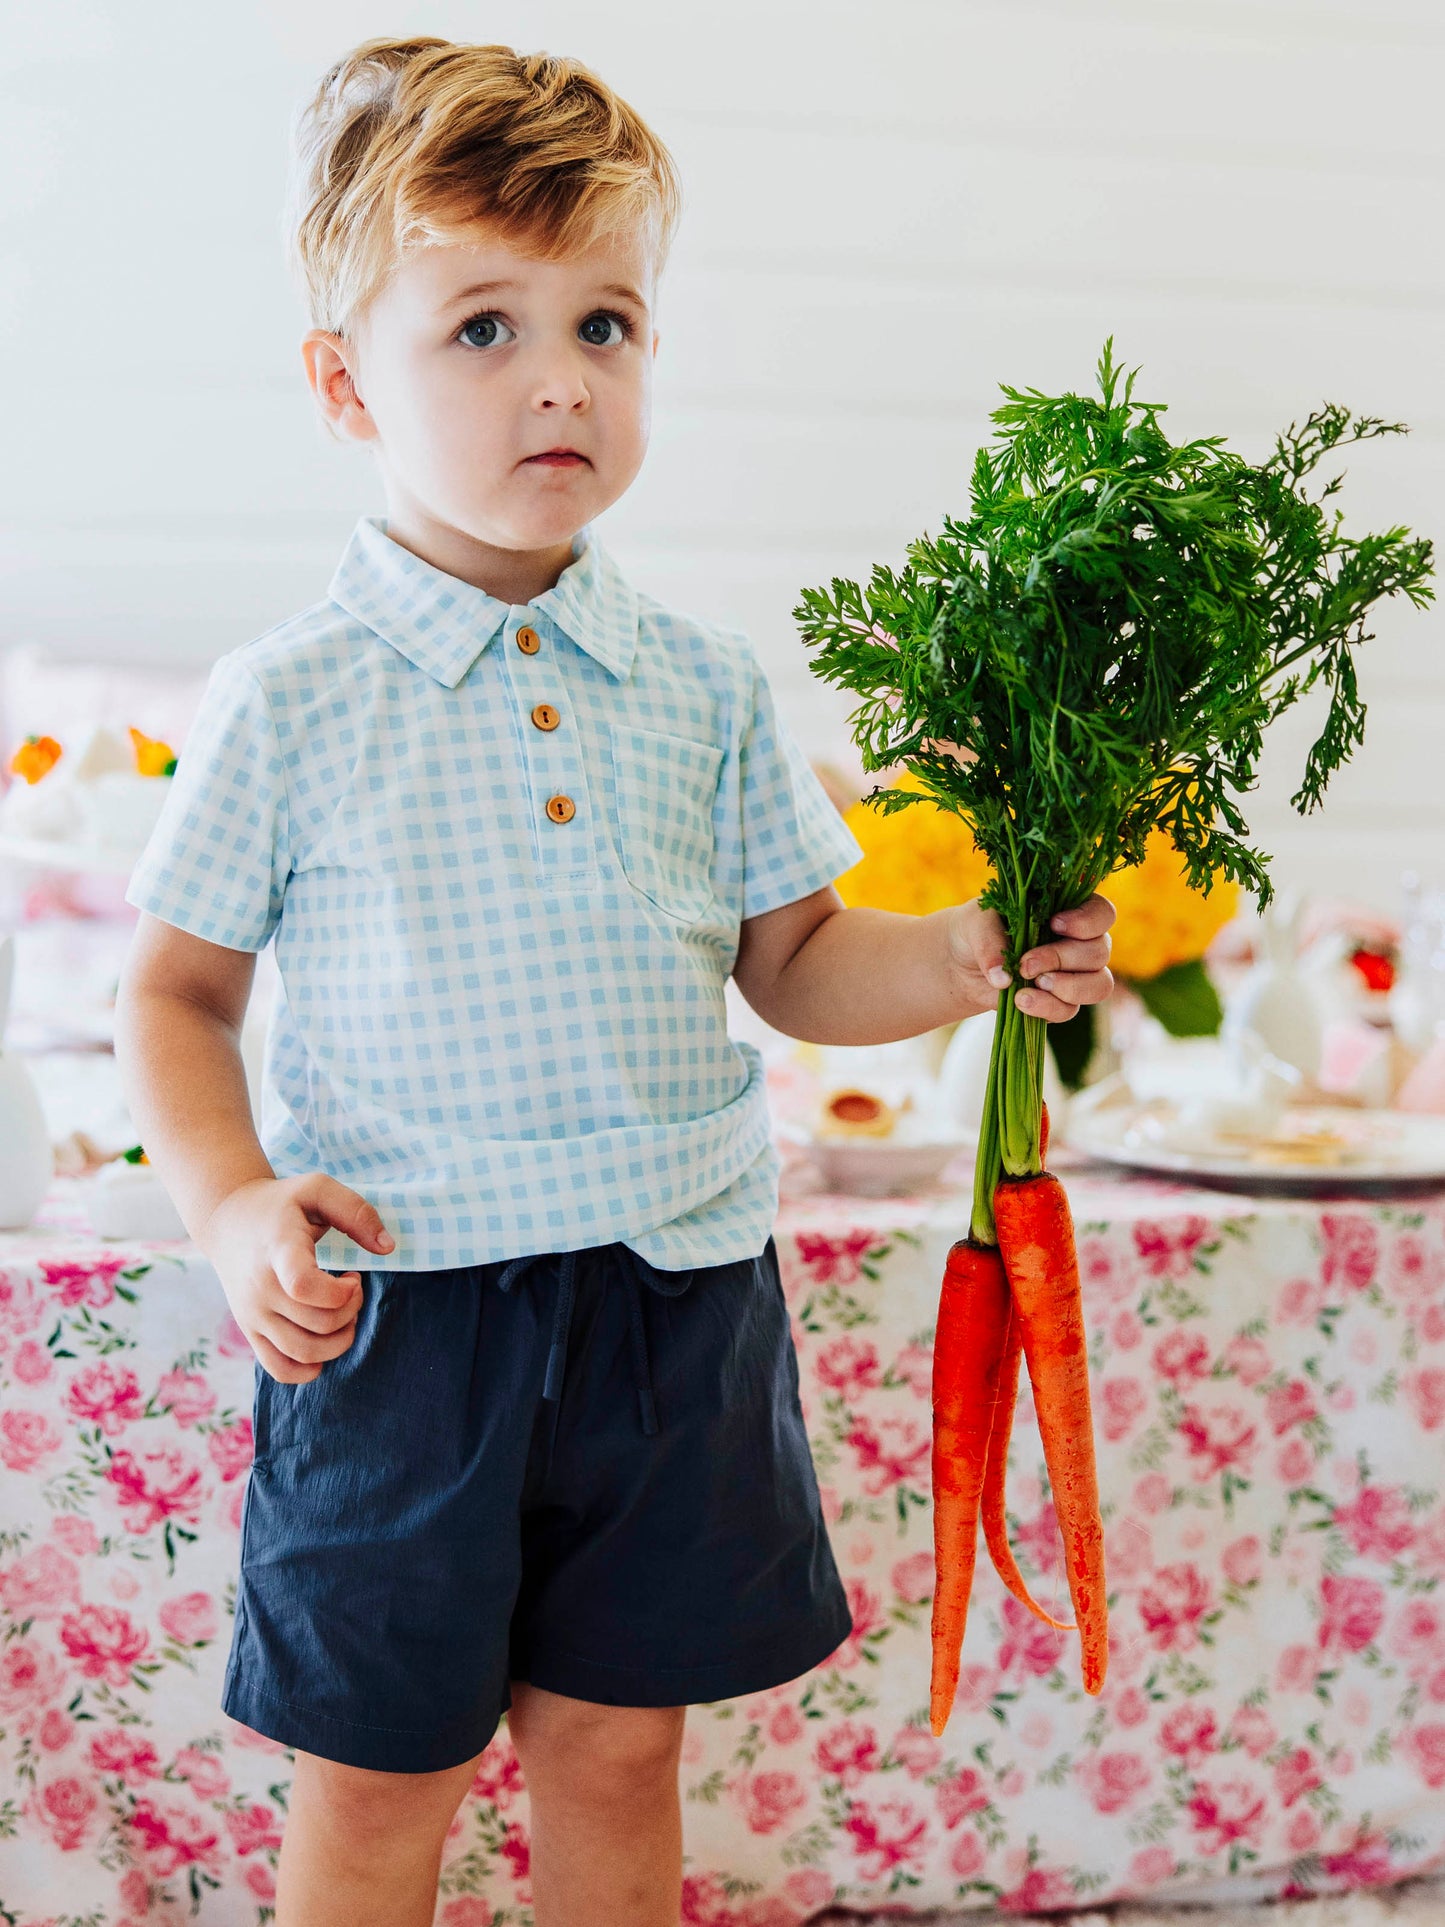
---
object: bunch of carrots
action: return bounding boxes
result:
[795,342,1434,1731]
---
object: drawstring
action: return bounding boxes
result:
[493,1246,660,1437]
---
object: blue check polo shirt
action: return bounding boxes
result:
[124,514,866,1273]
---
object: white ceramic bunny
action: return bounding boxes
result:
[0,932,57,1228]
[1222,889,1324,1082]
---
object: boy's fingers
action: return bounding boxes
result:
[279,1250,364,1310]
[1050,893,1116,938]
[313,1174,395,1255]
[269,1285,362,1335]
[1020,933,1112,979]
[257,1308,358,1367]
[1018,968,1114,1016]
[251,1328,322,1385]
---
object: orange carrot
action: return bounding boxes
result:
[930,1237,1014,1735]
[993,1171,1109,1695]
[1039,1099,1050,1166]
[980,1299,1076,1631]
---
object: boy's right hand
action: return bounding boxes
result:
[197,1174,395,1384]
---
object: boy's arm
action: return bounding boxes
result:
[732,888,1115,1046]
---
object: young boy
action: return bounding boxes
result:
[113,35,1115,1927]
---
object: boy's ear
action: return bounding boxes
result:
[301,330,377,445]
[652,328,660,359]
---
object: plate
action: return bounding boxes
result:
[0,829,141,878]
[1064,1095,1445,1190]
[777,1121,971,1196]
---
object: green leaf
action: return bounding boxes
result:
[1127,958,1225,1037]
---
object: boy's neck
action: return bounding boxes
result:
[380,508,582,607]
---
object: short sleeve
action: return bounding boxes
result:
[123,651,291,953]
[735,649,865,921]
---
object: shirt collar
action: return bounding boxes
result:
[327,514,638,687]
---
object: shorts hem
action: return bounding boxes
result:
[222,1673,506,1774]
[516,1600,853,1709]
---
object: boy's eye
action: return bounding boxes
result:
[458,312,515,350]
[579,311,632,347]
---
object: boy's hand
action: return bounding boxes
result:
[196,1174,395,1384]
[950,895,1116,1023]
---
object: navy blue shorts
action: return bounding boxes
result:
[222,1235,851,1773]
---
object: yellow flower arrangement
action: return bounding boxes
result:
[836,766,1238,978]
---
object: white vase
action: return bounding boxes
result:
[1222,892,1324,1082]
[0,933,55,1228]
[936,1007,1069,1141]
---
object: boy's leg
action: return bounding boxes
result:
[507,1681,686,1927]
[273,1745,486,1927]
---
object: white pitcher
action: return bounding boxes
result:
[1222,890,1324,1082]
[0,932,56,1228]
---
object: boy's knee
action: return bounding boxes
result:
[291,1747,483,1840]
[509,1687,685,1796]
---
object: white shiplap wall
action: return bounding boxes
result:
[1,0,1440,906]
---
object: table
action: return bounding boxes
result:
[4,1142,1445,1924]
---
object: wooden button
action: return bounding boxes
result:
[531,702,560,732]
[546,794,575,823]
[516,626,540,653]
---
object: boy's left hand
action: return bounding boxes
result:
[949,895,1116,1023]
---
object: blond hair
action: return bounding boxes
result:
[283,35,683,339]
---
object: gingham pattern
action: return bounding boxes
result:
[124,514,865,1273]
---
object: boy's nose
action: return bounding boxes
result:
[530,350,590,411]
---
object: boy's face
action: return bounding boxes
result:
[303,219,659,591]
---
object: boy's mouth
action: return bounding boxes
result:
[525,449,589,467]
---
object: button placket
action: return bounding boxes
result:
[507,615,592,872]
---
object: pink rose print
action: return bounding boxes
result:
[1075,1749,1151,1814]
[1078,1234,1132,1301]
[217,1310,253,1358]
[89,1728,161,1784]
[173,1746,230,1799]
[1134,1216,1211,1278]
[27,1774,99,1853]
[1130,1846,1176,1887]
[783,1868,835,1913]
[1188,1776,1268,1855]
[128,1797,223,1875]
[999,1868,1076,1913]
[225,1802,285,1854]
[1320,1213,1378,1292]
[997,1594,1068,1677]
[844,1413,929,1496]
[1390,1596,1444,1671]
[1223,1334,1271,1387]
[0,1406,63,1472]
[1013,1502,1066,1579]
[1112,1308,1144,1350]
[1132,1471,1172,1515]
[1265,1379,1318,1435]
[471,1737,524,1808]
[948,1829,986,1879]
[39,1708,74,1751]
[792,1228,880,1289]
[1273,1746,1323,1806]
[1404,1366,1445,1433]
[814,1334,882,1394]
[1138,1563,1215,1652]
[10,1338,53,1384]
[732,1769,807,1835]
[106,1443,205,1533]
[40,1256,128,1310]
[438,1902,495,1927]
[935,1766,990,1827]
[0,1272,46,1334]
[1152,1331,1210,1383]
[1107,1516,1154,1581]
[827,1579,882,1668]
[1423,1303,1445,1346]
[1334,1484,1416,1559]
[1276,1437,1314,1485]
[158,1591,219,1646]
[1402,1724,1445,1789]
[155,1368,217,1426]
[1287,1809,1322,1854]
[1112,1686,1149,1729]
[206,1417,255,1482]
[768,1702,804,1747]
[1100,1376,1149,1442]
[891,1340,932,1397]
[59,1604,151,1685]
[1320,1831,1395,1888]
[1276,1644,1319,1695]
[815,1721,879,1787]
[1318,1573,1386,1656]
[1178,1400,1258,1479]
[1229,1705,1277,1757]
[0,1543,81,1620]
[1222,1535,1263,1587]
[499,1821,531,1896]
[0,1638,64,1713]
[890,1725,942,1778]
[952,1663,1001,1716]
[246,1860,279,1903]
[66,1360,145,1436]
[1383,1231,1445,1314]
[843,1795,930,1880]
[1277,1276,1324,1325]
[890,1551,934,1604]
[50,1515,99,1557]
[1160,1704,1218,1766]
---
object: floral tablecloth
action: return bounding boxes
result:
[4,1157,1445,1925]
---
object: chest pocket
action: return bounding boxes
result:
[609,722,724,922]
